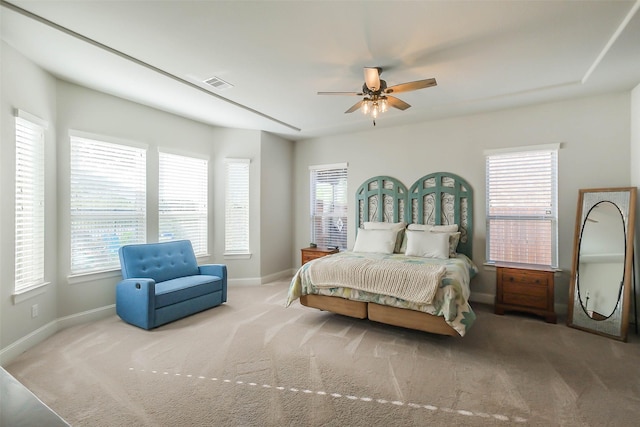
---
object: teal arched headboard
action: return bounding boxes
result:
[408,172,473,259]
[355,176,408,226]
[355,172,473,259]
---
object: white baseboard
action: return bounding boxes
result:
[469,292,494,305]
[0,321,58,366]
[260,269,296,284]
[228,269,295,286]
[0,305,115,366]
[57,304,115,330]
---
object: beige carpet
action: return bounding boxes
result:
[5,279,640,426]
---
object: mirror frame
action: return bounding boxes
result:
[568,187,636,341]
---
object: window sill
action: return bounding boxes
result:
[483,261,562,272]
[224,252,252,260]
[12,281,52,305]
[68,269,122,285]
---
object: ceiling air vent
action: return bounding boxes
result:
[203,76,233,90]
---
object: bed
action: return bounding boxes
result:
[287,172,477,337]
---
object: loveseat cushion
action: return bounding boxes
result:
[155,275,222,309]
[119,240,200,283]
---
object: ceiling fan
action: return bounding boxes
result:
[318,67,437,125]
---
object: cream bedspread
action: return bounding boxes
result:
[308,255,446,305]
[287,251,477,336]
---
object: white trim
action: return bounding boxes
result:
[225,158,251,164]
[57,304,116,329]
[14,108,48,129]
[223,252,252,260]
[158,146,209,161]
[12,282,52,304]
[309,162,348,171]
[69,129,148,150]
[0,321,58,365]
[468,292,494,306]
[0,304,115,365]
[260,269,295,284]
[483,143,561,156]
[67,269,122,285]
[582,1,640,84]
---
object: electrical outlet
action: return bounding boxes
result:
[31,304,38,318]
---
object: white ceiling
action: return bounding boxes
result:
[2,0,640,140]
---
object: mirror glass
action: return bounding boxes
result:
[568,187,636,341]
[577,202,625,319]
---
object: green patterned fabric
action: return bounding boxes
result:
[286,251,477,336]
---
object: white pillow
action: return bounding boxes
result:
[353,229,397,254]
[363,221,407,253]
[407,224,458,232]
[406,224,460,257]
[404,230,450,259]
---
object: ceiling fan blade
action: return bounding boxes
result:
[317,91,363,96]
[345,100,364,113]
[385,78,437,94]
[364,67,381,91]
[386,96,411,111]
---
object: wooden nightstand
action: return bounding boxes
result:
[301,247,339,265]
[495,264,557,323]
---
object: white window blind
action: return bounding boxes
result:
[310,164,348,250]
[15,115,46,291]
[224,159,250,254]
[159,151,208,255]
[70,135,146,275]
[486,146,558,267]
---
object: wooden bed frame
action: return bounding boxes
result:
[300,172,474,337]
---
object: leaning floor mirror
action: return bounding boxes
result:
[568,187,637,341]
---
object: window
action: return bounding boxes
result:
[224,159,250,255]
[310,163,348,250]
[485,145,559,267]
[14,111,46,292]
[70,133,146,275]
[159,151,208,255]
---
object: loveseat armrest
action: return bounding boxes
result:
[199,264,227,302]
[116,278,156,329]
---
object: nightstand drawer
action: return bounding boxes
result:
[501,269,549,287]
[503,286,548,309]
[301,247,339,265]
[495,264,556,323]
[302,252,324,264]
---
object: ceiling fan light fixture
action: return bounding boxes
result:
[362,100,370,115]
[361,96,387,119]
[380,97,388,113]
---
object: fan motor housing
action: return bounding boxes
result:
[363,79,387,95]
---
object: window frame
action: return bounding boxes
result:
[309,163,348,250]
[69,131,147,276]
[14,109,48,294]
[224,158,251,258]
[158,149,209,256]
[485,144,559,268]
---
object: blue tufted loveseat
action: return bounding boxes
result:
[116,240,227,330]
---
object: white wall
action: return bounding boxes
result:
[259,132,294,281]
[1,42,58,351]
[293,92,632,307]
[1,41,636,361]
[54,81,247,317]
[1,46,295,362]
